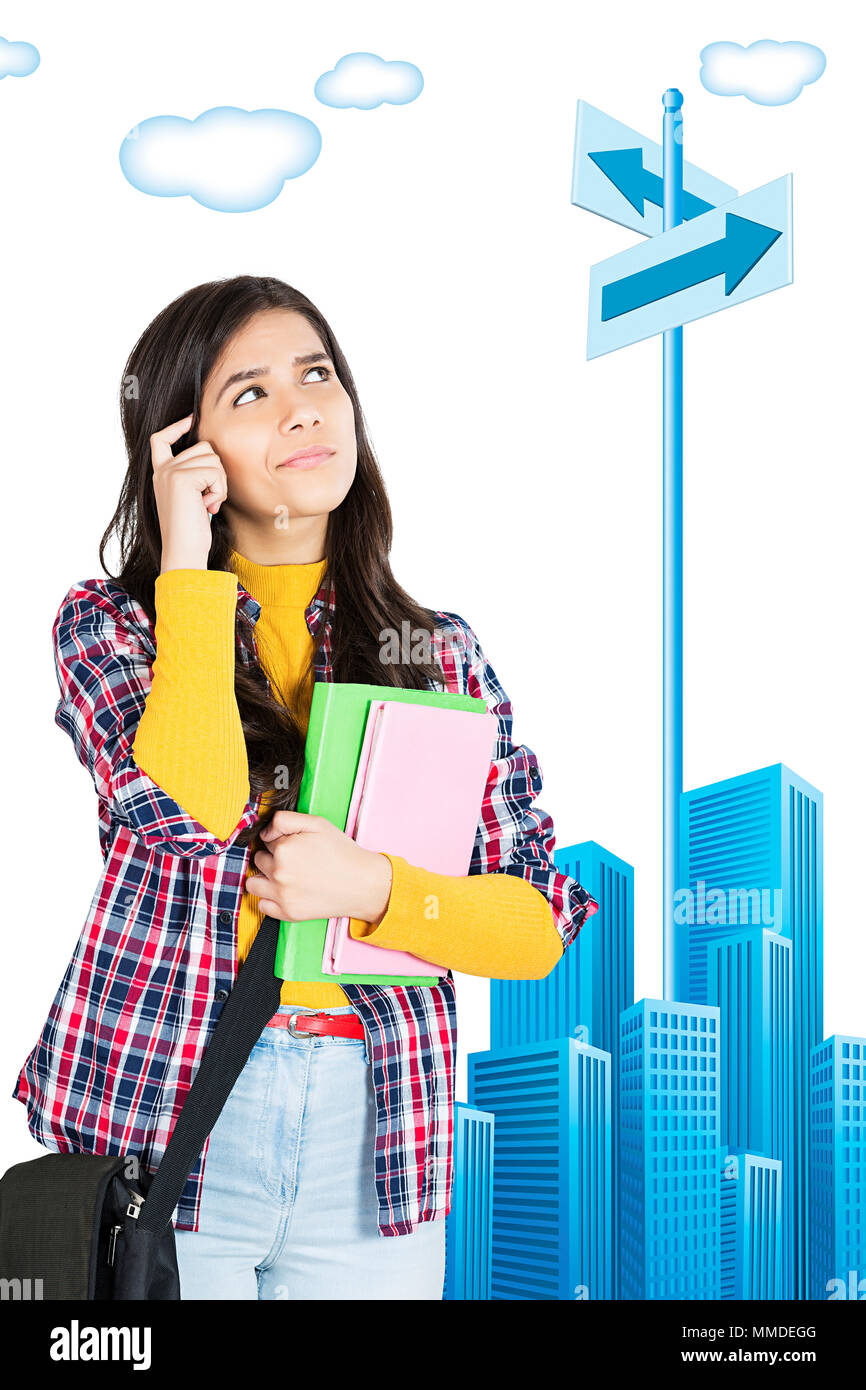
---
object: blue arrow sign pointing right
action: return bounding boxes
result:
[587,174,792,358]
[601,213,782,320]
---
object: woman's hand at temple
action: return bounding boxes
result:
[245,811,393,925]
[151,412,229,574]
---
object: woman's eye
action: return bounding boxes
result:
[233,385,266,406]
[305,365,332,382]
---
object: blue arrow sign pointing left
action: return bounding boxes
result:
[573,100,737,237]
[602,213,782,320]
[587,174,792,358]
[588,148,717,223]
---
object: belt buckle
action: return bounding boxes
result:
[286,1011,315,1038]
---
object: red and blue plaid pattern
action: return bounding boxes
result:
[13,573,598,1235]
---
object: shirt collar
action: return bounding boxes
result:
[234,574,336,628]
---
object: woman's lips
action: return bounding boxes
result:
[277,448,334,470]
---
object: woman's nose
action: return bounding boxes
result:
[277,400,322,432]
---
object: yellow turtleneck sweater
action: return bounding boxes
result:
[131,550,563,1007]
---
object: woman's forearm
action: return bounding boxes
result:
[348,853,565,980]
[132,569,251,840]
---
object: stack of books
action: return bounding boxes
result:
[274,683,499,986]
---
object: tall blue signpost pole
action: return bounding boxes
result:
[662,88,683,998]
[574,92,791,1000]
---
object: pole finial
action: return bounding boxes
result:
[662,88,683,111]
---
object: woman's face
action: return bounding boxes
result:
[197,308,358,547]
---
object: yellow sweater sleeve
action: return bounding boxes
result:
[131,569,250,841]
[348,852,564,981]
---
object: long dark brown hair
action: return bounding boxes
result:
[99,275,445,848]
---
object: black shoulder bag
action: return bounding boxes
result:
[0,915,284,1300]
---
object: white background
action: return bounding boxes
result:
[1,1,862,1165]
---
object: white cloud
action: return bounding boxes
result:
[700,40,826,107]
[315,51,423,110]
[0,35,39,79]
[119,106,322,213]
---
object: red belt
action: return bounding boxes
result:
[266,1010,366,1040]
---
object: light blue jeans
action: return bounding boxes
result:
[173,1004,446,1300]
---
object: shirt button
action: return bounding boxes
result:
[530,767,541,787]
[218,910,233,925]
[215,988,229,1002]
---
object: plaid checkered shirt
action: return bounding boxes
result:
[13,572,598,1235]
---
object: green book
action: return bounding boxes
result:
[274,682,488,984]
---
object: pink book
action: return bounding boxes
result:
[322,700,499,976]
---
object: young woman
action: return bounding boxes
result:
[14,275,598,1300]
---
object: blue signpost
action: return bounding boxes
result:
[587,173,791,357]
[572,92,793,996]
[662,90,684,1014]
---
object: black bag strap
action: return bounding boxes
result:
[138,915,284,1233]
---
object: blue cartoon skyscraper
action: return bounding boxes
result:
[468,1034,612,1299]
[619,999,722,1299]
[677,762,822,1298]
[720,1149,784,1299]
[443,1103,495,1301]
[708,927,794,1296]
[490,840,633,1294]
[810,1036,866,1301]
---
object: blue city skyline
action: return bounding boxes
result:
[445,762,864,1300]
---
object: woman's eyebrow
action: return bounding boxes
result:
[214,352,332,404]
